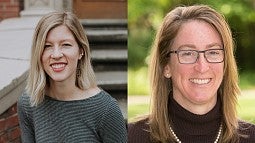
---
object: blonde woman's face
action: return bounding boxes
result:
[164,20,224,114]
[41,25,82,84]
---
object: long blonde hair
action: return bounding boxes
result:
[148,5,240,142]
[26,12,97,106]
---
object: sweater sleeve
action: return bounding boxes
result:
[98,98,127,143]
[17,93,35,143]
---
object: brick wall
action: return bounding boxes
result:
[0,0,23,21]
[0,103,21,143]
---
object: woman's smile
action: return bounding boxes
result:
[50,62,67,72]
[189,78,212,85]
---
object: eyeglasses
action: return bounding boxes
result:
[169,49,224,64]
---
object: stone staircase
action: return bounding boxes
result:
[81,19,127,118]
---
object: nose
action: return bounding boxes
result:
[50,47,63,59]
[194,53,209,73]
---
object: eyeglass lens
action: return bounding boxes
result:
[176,49,224,64]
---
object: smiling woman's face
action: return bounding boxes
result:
[164,20,224,114]
[41,25,82,84]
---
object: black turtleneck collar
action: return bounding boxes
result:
[168,93,222,141]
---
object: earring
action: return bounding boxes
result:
[79,53,84,59]
[166,73,170,78]
[76,64,81,77]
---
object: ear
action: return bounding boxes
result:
[163,64,171,78]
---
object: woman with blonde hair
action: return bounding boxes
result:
[128,5,255,143]
[18,11,127,142]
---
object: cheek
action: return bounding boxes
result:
[67,53,81,68]
[169,58,190,77]
[171,65,191,84]
[169,61,193,90]
[65,47,80,60]
[41,52,49,67]
[70,51,80,61]
[214,64,224,80]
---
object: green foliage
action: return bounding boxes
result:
[128,0,255,72]
[128,104,149,122]
[128,67,149,95]
[239,71,255,89]
[128,0,172,69]
[238,95,255,123]
[128,28,154,69]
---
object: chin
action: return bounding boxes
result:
[48,75,67,82]
[191,94,216,104]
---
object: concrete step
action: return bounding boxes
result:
[91,49,127,61]
[86,29,127,43]
[81,19,127,29]
[84,19,127,71]
[91,49,127,71]
[81,19,127,43]
[95,71,126,90]
[92,61,127,72]
[90,43,126,50]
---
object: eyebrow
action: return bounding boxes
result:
[206,43,223,48]
[45,39,74,44]
[59,39,75,43]
[176,43,222,50]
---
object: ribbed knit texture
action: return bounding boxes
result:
[128,96,255,143]
[18,90,127,143]
[169,95,221,142]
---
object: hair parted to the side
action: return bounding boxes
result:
[26,11,97,106]
[148,5,240,142]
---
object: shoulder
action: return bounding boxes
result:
[94,90,124,121]
[95,90,119,107]
[17,92,32,111]
[128,117,151,143]
[18,92,30,104]
[17,92,34,124]
[98,90,123,115]
[238,120,255,142]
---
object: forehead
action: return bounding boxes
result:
[172,20,222,49]
[46,25,75,42]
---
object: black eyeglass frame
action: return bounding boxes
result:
[168,48,225,64]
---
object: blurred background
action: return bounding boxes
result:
[128,0,255,122]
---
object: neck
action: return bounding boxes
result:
[47,79,100,101]
[169,95,222,136]
[47,80,82,100]
[173,94,217,115]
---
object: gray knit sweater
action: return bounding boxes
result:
[17,90,127,143]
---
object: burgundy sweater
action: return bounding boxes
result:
[128,96,255,143]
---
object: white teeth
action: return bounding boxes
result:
[190,78,211,85]
[51,64,65,69]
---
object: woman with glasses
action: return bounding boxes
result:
[128,5,255,143]
[17,12,127,143]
